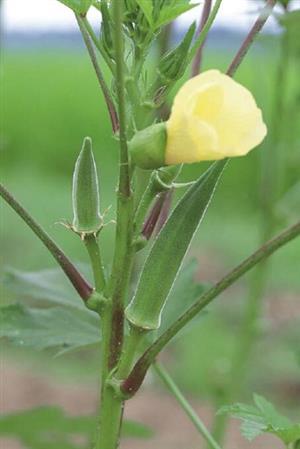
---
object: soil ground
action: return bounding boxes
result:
[1,361,282,449]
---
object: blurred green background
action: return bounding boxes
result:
[1,21,300,435]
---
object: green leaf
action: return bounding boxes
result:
[3,267,88,310]
[0,303,100,353]
[126,160,227,330]
[253,394,291,429]
[135,0,154,27]
[219,395,300,445]
[158,259,208,337]
[0,406,153,449]
[154,1,198,29]
[56,0,93,14]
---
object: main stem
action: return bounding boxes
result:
[95,2,134,449]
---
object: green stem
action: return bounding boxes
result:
[81,16,116,74]
[95,3,134,448]
[75,13,119,134]
[107,0,134,366]
[94,383,124,449]
[108,194,134,368]
[0,183,93,301]
[122,220,300,397]
[117,326,145,379]
[154,363,222,449]
[112,1,130,197]
[84,235,106,292]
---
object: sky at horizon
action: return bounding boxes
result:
[3,0,298,33]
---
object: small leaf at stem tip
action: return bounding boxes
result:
[125,159,227,331]
[72,137,102,236]
[158,22,196,84]
[56,0,93,14]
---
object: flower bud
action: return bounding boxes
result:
[129,123,167,170]
[72,137,102,235]
[158,22,196,84]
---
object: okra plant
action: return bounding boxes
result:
[1,1,300,449]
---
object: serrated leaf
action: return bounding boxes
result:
[3,267,87,310]
[158,259,208,337]
[253,394,291,429]
[240,419,266,441]
[155,1,198,29]
[0,406,153,449]
[0,304,100,353]
[56,0,93,14]
[219,395,300,445]
[126,160,227,330]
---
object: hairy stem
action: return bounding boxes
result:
[227,0,276,76]
[95,3,134,448]
[94,385,124,449]
[191,0,212,76]
[108,0,134,363]
[154,363,221,449]
[75,13,119,133]
[0,183,93,301]
[122,221,300,396]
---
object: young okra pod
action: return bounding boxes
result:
[72,137,102,237]
[125,160,227,331]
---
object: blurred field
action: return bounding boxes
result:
[1,36,300,447]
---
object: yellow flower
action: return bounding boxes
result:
[166,69,267,165]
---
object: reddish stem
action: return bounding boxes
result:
[227,0,277,77]
[191,0,212,77]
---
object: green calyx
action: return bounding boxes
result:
[72,137,102,236]
[129,122,167,170]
